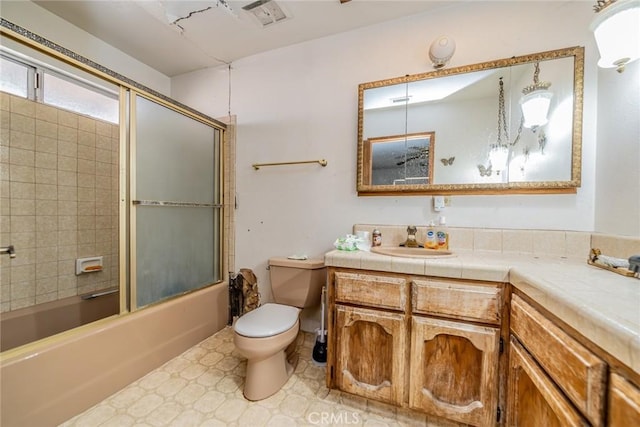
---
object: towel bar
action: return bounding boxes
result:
[252,159,327,170]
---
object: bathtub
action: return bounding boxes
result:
[1,283,228,427]
[0,288,119,352]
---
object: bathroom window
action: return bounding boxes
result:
[0,54,33,98]
[0,51,118,123]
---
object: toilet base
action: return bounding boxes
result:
[234,321,300,401]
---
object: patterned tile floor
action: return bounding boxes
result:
[60,327,436,427]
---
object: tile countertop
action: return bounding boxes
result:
[324,249,640,375]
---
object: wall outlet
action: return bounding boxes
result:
[444,196,451,207]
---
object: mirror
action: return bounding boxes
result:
[357,46,584,195]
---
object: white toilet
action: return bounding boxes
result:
[233,257,326,401]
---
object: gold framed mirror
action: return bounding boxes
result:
[357,46,584,195]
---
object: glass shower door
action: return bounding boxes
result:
[132,94,222,309]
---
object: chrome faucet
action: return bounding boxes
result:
[1,245,16,258]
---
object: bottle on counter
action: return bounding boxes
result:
[436,216,449,250]
[372,229,382,247]
[425,220,438,249]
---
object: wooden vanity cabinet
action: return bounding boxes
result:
[409,279,503,426]
[327,268,506,426]
[509,294,607,427]
[330,271,409,406]
[608,373,640,426]
[507,336,588,426]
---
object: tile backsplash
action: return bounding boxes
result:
[353,224,638,261]
[1,92,119,312]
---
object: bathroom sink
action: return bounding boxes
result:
[371,246,455,258]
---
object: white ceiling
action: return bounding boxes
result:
[33,0,451,77]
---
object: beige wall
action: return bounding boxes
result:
[1,92,119,313]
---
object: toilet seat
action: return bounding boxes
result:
[234,303,300,338]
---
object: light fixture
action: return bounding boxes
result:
[429,36,456,69]
[590,0,640,72]
[519,62,553,130]
[488,77,510,173]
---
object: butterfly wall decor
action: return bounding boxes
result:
[440,157,455,166]
[477,164,492,177]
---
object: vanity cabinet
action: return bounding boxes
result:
[334,305,407,405]
[327,268,506,426]
[508,294,607,427]
[409,279,503,426]
[607,373,640,426]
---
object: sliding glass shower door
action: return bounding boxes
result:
[132,94,222,309]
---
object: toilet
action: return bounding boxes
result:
[233,257,326,401]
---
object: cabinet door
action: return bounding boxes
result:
[608,372,640,426]
[507,336,588,427]
[409,315,500,426]
[335,305,407,405]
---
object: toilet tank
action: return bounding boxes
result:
[268,257,326,308]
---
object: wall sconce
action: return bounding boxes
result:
[520,62,553,130]
[488,77,510,173]
[590,0,640,72]
[429,36,456,69]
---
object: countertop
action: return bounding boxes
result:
[324,248,640,375]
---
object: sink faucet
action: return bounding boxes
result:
[402,226,419,248]
[1,245,16,258]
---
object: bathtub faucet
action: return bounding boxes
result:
[1,245,16,258]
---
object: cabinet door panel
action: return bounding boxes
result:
[409,316,499,426]
[507,336,588,426]
[608,372,640,426]
[335,305,406,405]
[511,295,606,426]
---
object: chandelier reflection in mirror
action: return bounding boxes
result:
[520,62,553,130]
[486,77,517,175]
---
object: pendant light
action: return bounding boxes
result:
[590,0,640,72]
[519,62,553,130]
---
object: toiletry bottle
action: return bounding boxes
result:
[437,216,449,250]
[372,229,382,247]
[425,221,438,249]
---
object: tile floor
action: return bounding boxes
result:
[60,327,439,427]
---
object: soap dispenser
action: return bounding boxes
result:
[436,216,449,250]
[425,220,438,249]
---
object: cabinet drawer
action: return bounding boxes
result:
[334,271,407,311]
[412,279,502,324]
[608,373,640,426]
[510,294,607,427]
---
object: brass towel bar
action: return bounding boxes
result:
[252,159,328,170]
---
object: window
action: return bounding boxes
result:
[43,71,118,123]
[0,51,118,123]
[0,54,34,98]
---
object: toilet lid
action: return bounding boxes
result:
[234,303,300,338]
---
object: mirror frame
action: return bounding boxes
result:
[356,46,584,196]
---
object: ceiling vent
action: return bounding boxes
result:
[242,0,289,27]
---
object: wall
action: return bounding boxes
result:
[171,1,605,302]
[0,93,119,313]
[593,60,640,236]
[0,1,171,95]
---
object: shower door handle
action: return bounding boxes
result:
[1,245,16,258]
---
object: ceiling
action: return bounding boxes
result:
[33,0,450,77]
